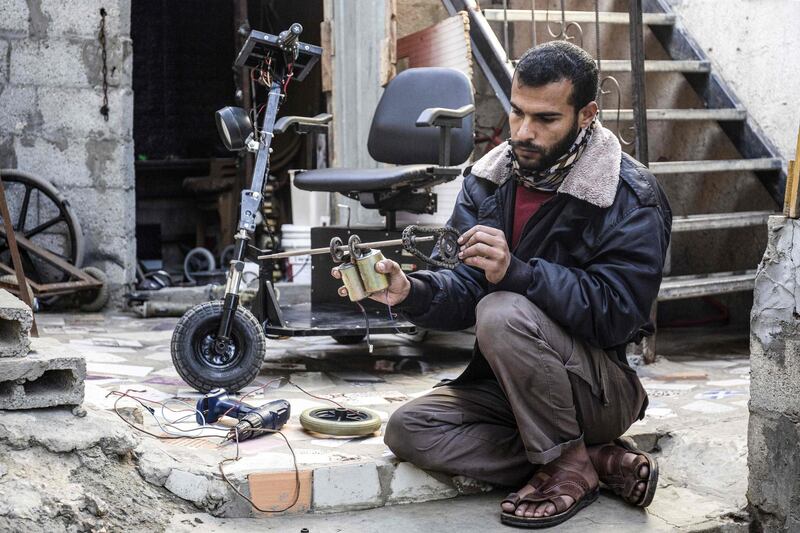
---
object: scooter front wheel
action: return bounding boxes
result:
[171,300,266,393]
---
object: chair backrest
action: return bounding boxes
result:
[367,67,474,166]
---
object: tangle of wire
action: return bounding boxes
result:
[107,376,355,513]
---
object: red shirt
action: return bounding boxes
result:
[511,184,555,249]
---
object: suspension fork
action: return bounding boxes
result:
[216,79,283,345]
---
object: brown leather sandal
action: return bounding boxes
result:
[500,467,599,529]
[593,436,658,507]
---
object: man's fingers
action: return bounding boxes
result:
[463,255,492,271]
[459,242,500,261]
[458,225,502,245]
[375,259,400,274]
[337,286,348,297]
[331,267,341,279]
[462,231,505,251]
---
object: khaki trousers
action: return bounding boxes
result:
[384,291,647,487]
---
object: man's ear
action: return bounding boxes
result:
[578,101,598,129]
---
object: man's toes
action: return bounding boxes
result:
[501,501,516,513]
[515,502,529,517]
[638,463,649,479]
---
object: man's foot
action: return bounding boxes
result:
[587,436,658,507]
[500,441,599,524]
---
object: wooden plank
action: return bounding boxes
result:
[594,59,710,73]
[599,108,746,121]
[658,270,757,301]
[320,20,332,93]
[482,9,676,25]
[650,158,783,174]
[790,122,800,217]
[396,12,472,78]
[671,211,773,232]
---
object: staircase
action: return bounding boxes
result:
[441,0,786,360]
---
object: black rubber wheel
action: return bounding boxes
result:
[171,300,266,393]
[332,334,366,345]
[79,266,110,312]
[299,406,382,436]
[184,247,216,283]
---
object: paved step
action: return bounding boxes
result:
[482,9,676,25]
[650,158,784,174]
[596,59,711,73]
[672,211,773,233]
[658,270,757,301]
[599,108,746,121]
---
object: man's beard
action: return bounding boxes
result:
[509,118,580,171]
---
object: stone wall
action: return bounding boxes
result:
[748,215,800,531]
[0,0,135,299]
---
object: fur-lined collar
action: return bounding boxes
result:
[470,122,622,208]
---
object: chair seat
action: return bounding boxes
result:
[293,165,433,193]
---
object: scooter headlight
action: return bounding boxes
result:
[215,106,252,151]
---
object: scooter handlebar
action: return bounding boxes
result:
[278,23,302,49]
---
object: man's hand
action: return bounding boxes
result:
[458,225,512,284]
[331,259,411,306]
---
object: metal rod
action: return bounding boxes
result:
[628,0,649,165]
[502,0,510,58]
[257,236,436,260]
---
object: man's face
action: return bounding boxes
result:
[508,78,596,170]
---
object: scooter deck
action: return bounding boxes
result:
[262,302,417,337]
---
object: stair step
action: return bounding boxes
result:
[658,270,757,301]
[596,60,711,73]
[482,9,676,25]
[671,211,774,232]
[599,108,746,121]
[649,158,784,174]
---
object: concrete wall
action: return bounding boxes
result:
[667,0,800,160]
[0,0,135,298]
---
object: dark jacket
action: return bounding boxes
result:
[398,139,672,380]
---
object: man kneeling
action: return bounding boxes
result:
[333,41,671,529]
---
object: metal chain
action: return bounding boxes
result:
[401,225,461,269]
[98,8,110,121]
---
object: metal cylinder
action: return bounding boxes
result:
[337,262,369,302]
[357,249,389,294]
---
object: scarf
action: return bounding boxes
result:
[507,118,596,192]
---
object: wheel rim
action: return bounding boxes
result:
[193,327,244,370]
[0,171,83,285]
[310,407,374,423]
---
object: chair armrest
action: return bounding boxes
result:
[415,104,475,128]
[274,113,333,134]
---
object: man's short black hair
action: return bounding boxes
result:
[514,40,599,112]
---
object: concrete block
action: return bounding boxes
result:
[312,462,382,511]
[0,0,29,35]
[248,470,312,514]
[385,462,457,505]
[0,85,38,135]
[40,0,130,39]
[37,86,133,139]
[0,337,85,408]
[0,289,31,357]
[10,39,89,86]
